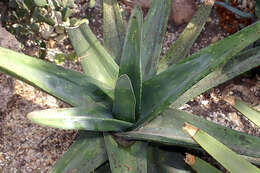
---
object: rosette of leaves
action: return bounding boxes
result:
[1,0,260,172]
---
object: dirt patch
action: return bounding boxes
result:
[0,21,77,172]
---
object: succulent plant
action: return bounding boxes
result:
[2,0,77,60]
[1,0,260,172]
[3,0,75,38]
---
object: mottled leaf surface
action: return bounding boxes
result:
[172,47,260,109]
[103,0,126,63]
[68,23,119,88]
[119,109,260,158]
[139,21,260,125]
[28,106,133,131]
[141,0,172,80]
[0,47,111,106]
[113,75,136,123]
[119,7,143,118]
[148,147,192,173]
[104,134,147,173]
[158,0,215,72]
[50,132,107,173]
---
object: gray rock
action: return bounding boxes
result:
[0,24,21,50]
[0,22,20,111]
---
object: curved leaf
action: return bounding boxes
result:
[183,123,260,173]
[119,7,143,117]
[67,23,119,88]
[139,21,260,126]
[141,0,172,80]
[28,106,133,131]
[119,109,260,158]
[103,0,126,63]
[158,0,215,72]
[104,134,147,173]
[50,132,107,173]
[0,47,111,106]
[173,47,260,109]
[113,75,136,123]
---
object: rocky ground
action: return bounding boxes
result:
[0,0,259,172]
[0,24,77,172]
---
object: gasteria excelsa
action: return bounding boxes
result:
[1,0,260,172]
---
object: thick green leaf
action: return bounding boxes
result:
[103,0,126,63]
[227,97,260,127]
[141,0,172,80]
[183,123,260,173]
[119,109,260,158]
[67,23,119,88]
[158,0,215,72]
[173,47,260,109]
[50,132,107,173]
[148,147,192,173]
[27,106,133,131]
[139,21,260,126]
[185,154,222,173]
[104,134,147,173]
[113,75,136,123]
[119,7,143,117]
[0,47,112,106]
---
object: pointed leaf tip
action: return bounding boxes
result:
[139,21,260,126]
[113,74,136,123]
[27,112,35,121]
[27,107,133,131]
[0,47,110,106]
[141,0,172,80]
[119,6,143,118]
[103,0,126,63]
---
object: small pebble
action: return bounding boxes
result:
[211,36,219,43]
